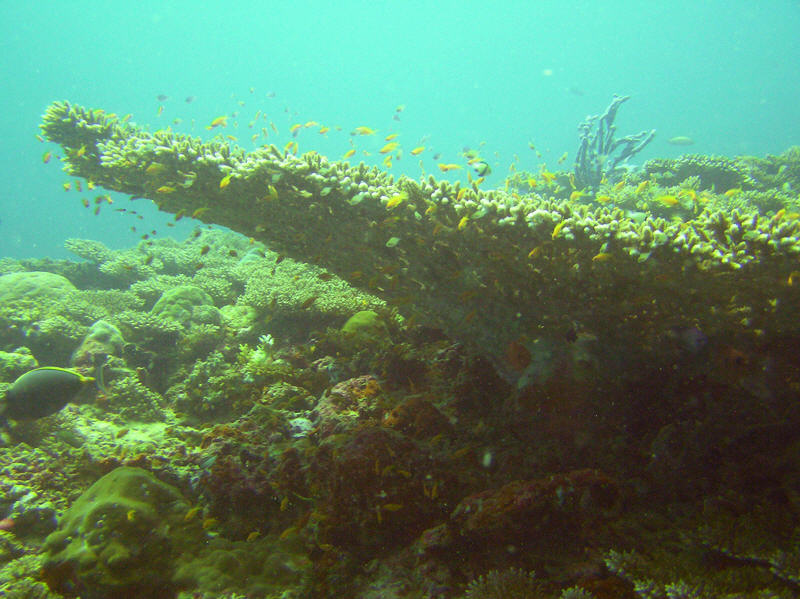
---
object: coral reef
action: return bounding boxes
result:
[0,98,794,598]
[41,467,195,598]
[39,101,800,388]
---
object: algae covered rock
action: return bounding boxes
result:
[0,271,75,304]
[341,310,390,344]
[151,285,220,327]
[41,467,192,598]
[0,347,38,381]
[70,320,125,367]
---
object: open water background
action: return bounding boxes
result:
[1,0,798,258]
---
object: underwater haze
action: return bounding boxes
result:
[1,0,799,258]
[6,2,800,598]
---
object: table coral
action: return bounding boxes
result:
[40,101,800,387]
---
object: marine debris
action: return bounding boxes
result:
[573,94,655,189]
[40,101,800,390]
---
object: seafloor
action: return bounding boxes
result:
[1,102,800,598]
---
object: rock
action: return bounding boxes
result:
[41,467,193,598]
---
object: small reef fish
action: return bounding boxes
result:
[569,190,587,201]
[184,506,201,522]
[219,174,232,189]
[343,149,356,159]
[206,115,228,129]
[156,186,176,193]
[385,192,407,209]
[145,163,166,176]
[438,163,462,172]
[352,126,376,136]
[540,170,556,185]
[42,152,52,163]
[667,136,694,146]
[156,94,169,102]
[410,146,425,155]
[380,142,399,154]
[655,194,679,207]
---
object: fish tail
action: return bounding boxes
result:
[93,359,109,394]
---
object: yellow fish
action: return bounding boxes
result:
[207,115,228,129]
[156,185,176,193]
[219,174,232,189]
[438,163,462,172]
[145,163,166,175]
[540,170,556,184]
[595,195,612,203]
[290,123,302,136]
[202,518,218,530]
[635,180,650,194]
[592,252,612,262]
[343,149,356,159]
[724,188,742,197]
[456,188,466,202]
[569,190,587,201]
[655,194,678,207]
[551,220,567,239]
[352,126,376,136]
[246,531,260,542]
[457,215,470,230]
[319,126,330,134]
[410,146,425,155]
[384,133,398,141]
[383,155,392,168]
[385,192,407,209]
[380,142,399,154]
[191,207,209,219]
[184,506,201,522]
[267,185,278,201]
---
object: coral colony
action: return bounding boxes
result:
[0,98,798,597]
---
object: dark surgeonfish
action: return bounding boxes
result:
[1,367,95,421]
